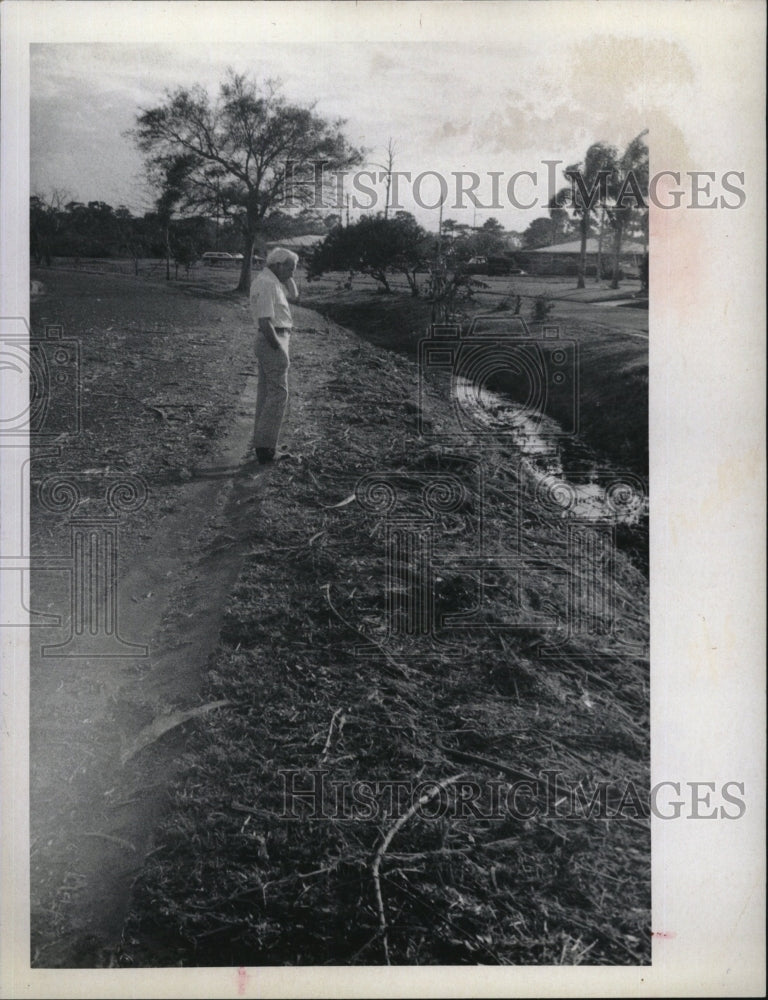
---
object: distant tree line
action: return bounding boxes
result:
[29,193,341,271]
[30,194,215,264]
[42,65,647,294]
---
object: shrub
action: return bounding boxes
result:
[530,295,555,322]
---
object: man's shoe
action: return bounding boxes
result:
[255,447,275,465]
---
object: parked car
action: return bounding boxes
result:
[460,256,526,277]
[202,252,242,266]
[462,256,488,275]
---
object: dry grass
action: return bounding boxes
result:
[119,321,649,966]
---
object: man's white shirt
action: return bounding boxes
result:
[250,267,293,328]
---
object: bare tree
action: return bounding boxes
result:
[130,71,363,292]
[373,138,397,221]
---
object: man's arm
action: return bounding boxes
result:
[258,316,281,351]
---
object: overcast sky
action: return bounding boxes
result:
[30,35,687,232]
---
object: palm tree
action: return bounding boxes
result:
[547,194,570,246]
[555,142,618,289]
[606,130,649,289]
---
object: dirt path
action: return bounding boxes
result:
[29,283,337,966]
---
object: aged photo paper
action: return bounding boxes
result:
[1,1,764,997]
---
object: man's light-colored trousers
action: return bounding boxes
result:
[254,329,290,450]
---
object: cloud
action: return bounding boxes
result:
[430,120,472,142]
[28,36,674,221]
[369,50,396,76]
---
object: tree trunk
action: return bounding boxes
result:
[596,204,605,283]
[372,269,390,292]
[164,226,171,281]
[577,215,587,289]
[610,217,624,290]
[236,231,258,293]
[404,269,419,296]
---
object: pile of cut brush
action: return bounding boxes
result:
[119,328,650,967]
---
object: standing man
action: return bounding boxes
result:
[250,247,300,464]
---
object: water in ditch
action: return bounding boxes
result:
[452,375,649,572]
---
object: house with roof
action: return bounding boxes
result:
[265,233,326,259]
[518,237,646,277]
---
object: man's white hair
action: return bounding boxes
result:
[266,247,300,266]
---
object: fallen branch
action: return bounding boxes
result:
[323,583,411,679]
[435,740,538,784]
[319,707,346,763]
[385,835,521,861]
[120,700,231,766]
[82,831,137,853]
[371,772,465,965]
